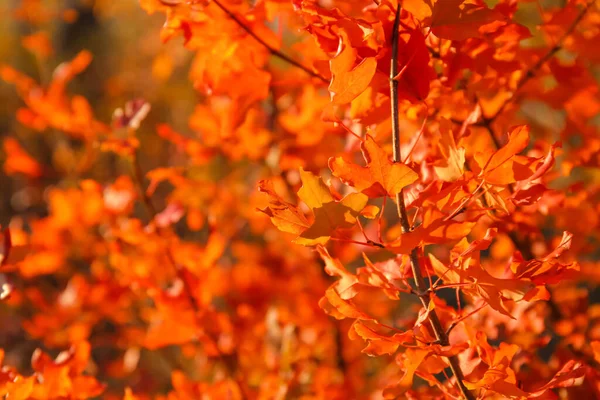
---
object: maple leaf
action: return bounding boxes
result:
[429,230,536,318]
[258,180,310,236]
[387,183,484,253]
[3,138,43,178]
[511,142,560,205]
[360,254,411,299]
[29,342,106,398]
[320,286,374,321]
[477,125,531,185]
[329,135,418,198]
[592,341,600,364]
[393,29,434,102]
[329,35,377,105]
[22,32,53,59]
[404,0,507,40]
[295,168,368,245]
[348,320,413,356]
[464,333,527,397]
[526,360,586,397]
[3,0,599,398]
[318,245,359,299]
[510,232,580,285]
[259,170,368,246]
[0,228,11,269]
[382,348,430,398]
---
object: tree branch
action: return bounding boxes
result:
[211,0,328,83]
[389,5,475,400]
[472,1,594,257]
[482,0,594,130]
[473,3,595,379]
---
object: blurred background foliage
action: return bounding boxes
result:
[0,0,200,220]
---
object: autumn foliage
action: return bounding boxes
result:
[1,0,600,398]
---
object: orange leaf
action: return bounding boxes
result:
[3,138,43,178]
[382,348,430,398]
[349,321,413,356]
[295,191,368,245]
[592,341,600,364]
[295,169,368,245]
[21,32,53,59]
[329,135,418,198]
[0,228,11,268]
[317,246,359,299]
[260,172,367,246]
[527,360,586,397]
[478,125,530,185]
[258,180,311,236]
[321,286,374,320]
[329,37,377,105]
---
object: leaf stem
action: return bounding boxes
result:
[211,0,328,83]
[389,4,475,399]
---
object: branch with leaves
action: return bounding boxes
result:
[388,6,474,399]
[0,0,599,399]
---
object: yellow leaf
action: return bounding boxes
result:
[298,167,334,208]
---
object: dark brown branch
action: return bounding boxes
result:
[389,5,475,400]
[211,0,328,83]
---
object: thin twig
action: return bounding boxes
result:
[389,4,475,400]
[445,304,488,337]
[329,236,385,248]
[447,1,596,261]
[211,0,328,83]
[473,3,595,379]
